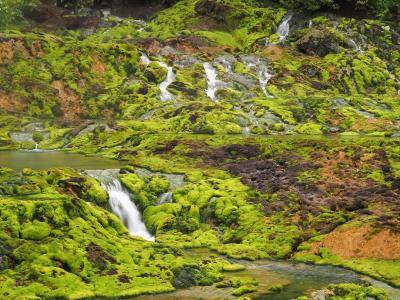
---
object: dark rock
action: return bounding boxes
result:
[299,64,321,78]
[169,81,198,97]
[118,274,131,283]
[311,80,331,90]
[392,32,400,45]
[86,243,117,270]
[195,0,220,16]
[296,29,342,57]
[23,3,100,29]
[173,267,197,288]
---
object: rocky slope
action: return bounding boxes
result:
[0,0,400,299]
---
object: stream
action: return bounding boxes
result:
[0,150,154,241]
[86,169,154,241]
[1,150,400,299]
[135,249,400,300]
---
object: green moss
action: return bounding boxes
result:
[32,131,44,143]
[269,284,284,292]
[144,62,168,84]
[21,220,51,240]
[216,276,258,296]
[82,178,108,207]
[366,170,386,184]
[329,283,389,300]
[294,122,324,135]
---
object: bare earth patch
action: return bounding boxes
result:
[310,224,400,260]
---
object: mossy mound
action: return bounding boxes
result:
[0,192,236,299]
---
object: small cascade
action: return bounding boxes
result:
[204,62,222,100]
[33,143,39,152]
[241,55,274,98]
[101,9,111,18]
[259,64,273,98]
[275,15,292,44]
[134,19,147,32]
[242,127,250,136]
[348,39,364,54]
[140,52,151,66]
[157,191,173,205]
[215,56,234,74]
[157,62,176,101]
[87,170,154,242]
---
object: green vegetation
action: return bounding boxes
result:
[0,0,399,298]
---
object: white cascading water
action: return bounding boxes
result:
[275,15,292,44]
[204,62,223,100]
[348,39,364,54]
[242,127,250,136]
[241,55,274,98]
[157,62,176,101]
[140,52,151,66]
[87,170,154,241]
[259,64,273,98]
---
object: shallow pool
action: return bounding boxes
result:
[0,150,126,171]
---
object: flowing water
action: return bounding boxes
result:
[259,64,273,97]
[274,15,292,44]
[158,61,176,101]
[134,249,400,300]
[204,62,224,100]
[3,149,400,298]
[140,53,176,101]
[240,55,273,97]
[348,38,364,53]
[140,52,151,66]
[86,169,154,241]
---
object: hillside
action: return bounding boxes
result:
[0,0,399,299]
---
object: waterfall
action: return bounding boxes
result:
[348,39,364,54]
[87,170,154,242]
[139,53,176,101]
[204,62,225,100]
[157,62,176,101]
[275,15,292,44]
[259,64,273,98]
[241,55,274,98]
[101,9,111,18]
[33,143,39,152]
[140,52,151,66]
[215,56,233,74]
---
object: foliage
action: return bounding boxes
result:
[0,0,38,29]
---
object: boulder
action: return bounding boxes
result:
[296,29,342,57]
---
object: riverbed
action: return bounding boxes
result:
[134,250,400,300]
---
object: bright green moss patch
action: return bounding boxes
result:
[21,220,51,240]
[329,283,389,300]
